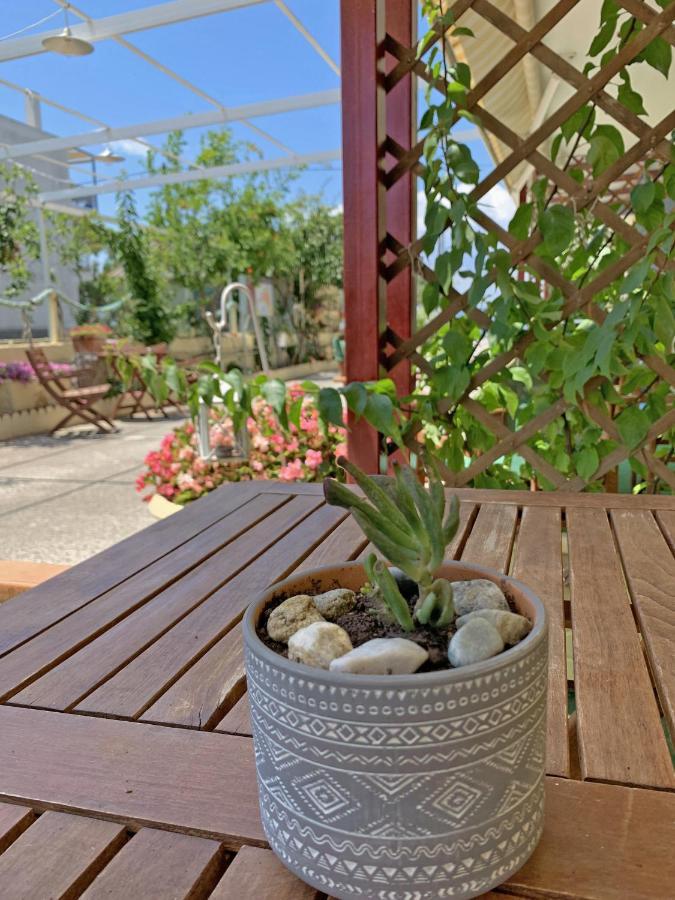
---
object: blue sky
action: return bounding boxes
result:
[0,1,344,217]
[0,1,513,228]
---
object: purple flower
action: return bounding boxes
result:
[0,360,75,384]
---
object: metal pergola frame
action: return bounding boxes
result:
[0,0,342,206]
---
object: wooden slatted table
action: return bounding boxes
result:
[0,482,674,899]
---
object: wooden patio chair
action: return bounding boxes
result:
[25,347,117,435]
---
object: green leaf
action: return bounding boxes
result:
[363,393,401,443]
[616,407,650,449]
[509,366,533,389]
[620,257,651,295]
[455,62,471,88]
[631,181,656,214]
[317,387,344,428]
[575,446,599,480]
[654,294,675,349]
[587,125,624,176]
[589,15,617,56]
[641,37,671,77]
[435,252,453,292]
[341,381,367,417]
[508,202,533,241]
[617,80,647,115]
[539,205,575,256]
[261,378,287,428]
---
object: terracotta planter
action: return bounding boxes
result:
[244,560,548,900]
[71,335,105,354]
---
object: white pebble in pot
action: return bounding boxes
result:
[452,579,510,616]
[288,621,353,669]
[313,588,356,620]
[456,608,531,645]
[330,638,428,675]
[448,617,504,667]
[266,595,324,642]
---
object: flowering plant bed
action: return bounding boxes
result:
[0,361,76,416]
[136,384,347,503]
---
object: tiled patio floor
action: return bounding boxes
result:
[0,416,183,566]
[0,370,340,566]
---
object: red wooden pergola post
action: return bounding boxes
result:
[340,0,416,472]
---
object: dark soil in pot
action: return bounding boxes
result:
[256,584,520,672]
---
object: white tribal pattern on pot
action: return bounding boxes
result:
[246,636,548,900]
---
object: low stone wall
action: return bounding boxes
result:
[0,397,118,442]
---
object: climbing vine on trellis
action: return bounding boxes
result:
[377,0,675,493]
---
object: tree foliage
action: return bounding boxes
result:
[0,162,39,297]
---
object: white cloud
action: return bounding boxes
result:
[107,139,148,158]
[477,183,516,228]
[417,182,516,232]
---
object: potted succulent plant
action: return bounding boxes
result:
[244,459,547,900]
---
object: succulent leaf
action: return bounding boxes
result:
[415,578,454,627]
[324,477,420,553]
[352,510,423,576]
[366,554,415,632]
[399,466,443,571]
[442,495,460,545]
[338,457,413,537]
[324,458,460,631]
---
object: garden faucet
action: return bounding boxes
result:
[205,281,270,374]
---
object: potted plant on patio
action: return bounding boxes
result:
[244,458,548,900]
[69,322,113,354]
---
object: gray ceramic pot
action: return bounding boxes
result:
[243,560,547,900]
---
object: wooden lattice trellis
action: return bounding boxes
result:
[341,0,675,491]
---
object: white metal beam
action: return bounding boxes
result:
[0,0,269,62]
[0,75,196,171]
[55,0,293,156]
[0,90,340,161]
[273,1,340,76]
[40,149,342,202]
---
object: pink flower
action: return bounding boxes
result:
[305,449,323,470]
[285,437,299,453]
[279,458,304,481]
[251,459,264,472]
[334,442,348,460]
[252,433,269,452]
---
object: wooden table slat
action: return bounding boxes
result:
[215,693,251,736]
[567,507,674,788]
[80,827,224,900]
[511,505,569,778]
[7,494,309,710]
[610,508,675,740]
[505,777,675,900]
[460,503,518,572]
[0,810,126,900]
[258,481,675,509]
[1,482,674,900]
[141,623,245,730]
[1,706,675,899]
[0,803,34,854]
[297,513,368,571]
[209,845,319,900]
[0,482,258,658]
[0,705,265,846]
[655,508,675,553]
[75,502,342,719]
